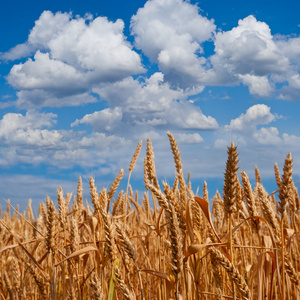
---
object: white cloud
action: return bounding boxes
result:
[0,43,34,61]
[253,127,281,145]
[176,133,204,144]
[238,74,274,97]
[71,107,123,131]
[0,111,67,149]
[3,11,144,108]
[210,103,300,179]
[130,0,216,87]
[0,111,71,166]
[225,104,277,132]
[214,139,228,149]
[90,73,218,134]
[276,36,300,68]
[130,7,299,97]
[0,110,132,172]
[283,133,300,145]
[28,11,72,48]
[213,16,289,76]
[8,51,86,91]
[271,36,300,100]
[2,7,300,108]
[211,15,290,96]
[15,90,97,108]
[288,74,300,89]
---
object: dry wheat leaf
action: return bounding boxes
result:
[185,199,195,243]
[184,242,228,262]
[194,197,220,242]
[55,246,99,266]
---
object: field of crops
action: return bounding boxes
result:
[0,131,299,299]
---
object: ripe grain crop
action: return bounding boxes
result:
[0,132,299,299]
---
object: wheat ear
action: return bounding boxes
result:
[210,246,251,300]
[114,265,135,300]
[129,140,142,172]
[90,274,104,300]
[76,176,84,211]
[108,169,124,203]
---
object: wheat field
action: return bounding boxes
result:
[0,131,299,299]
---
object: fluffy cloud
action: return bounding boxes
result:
[253,127,281,145]
[225,104,277,132]
[8,51,86,92]
[288,74,300,89]
[210,104,300,179]
[215,103,300,177]
[0,110,131,171]
[130,2,299,97]
[283,133,300,145]
[3,11,144,108]
[130,0,216,87]
[0,111,68,166]
[0,110,64,147]
[3,5,300,106]
[1,2,300,194]
[15,90,97,109]
[85,73,219,135]
[276,36,300,68]
[238,74,274,97]
[216,104,289,150]
[213,16,289,76]
[176,133,204,144]
[71,107,123,131]
[272,36,300,100]
[211,15,289,96]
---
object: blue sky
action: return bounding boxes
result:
[1,0,300,210]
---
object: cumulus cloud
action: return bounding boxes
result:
[8,51,86,92]
[176,133,204,144]
[0,111,69,166]
[288,74,300,89]
[71,107,123,131]
[2,5,300,107]
[0,111,67,149]
[225,104,277,132]
[0,110,132,171]
[271,36,300,100]
[238,74,274,97]
[3,10,144,108]
[130,0,216,87]
[130,3,299,97]
[253,127,281,145]
[283,133,300,145]
[87,73,219,135]
[211,15,289,96]
[213,16,289,76]
[214,104,288,151]
[276,36,300,68]
[209,104,300,179]
[213,102,299,178]
[15,90,97,109]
